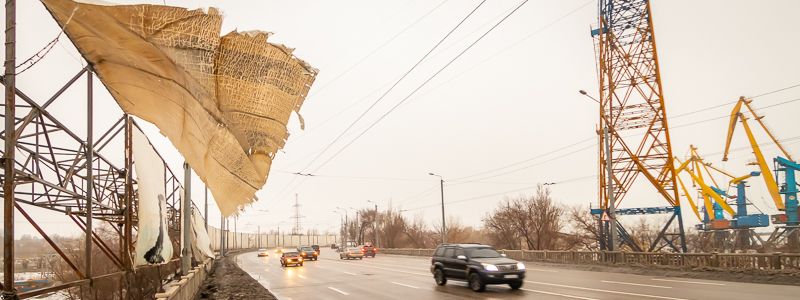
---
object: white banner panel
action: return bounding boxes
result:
[133,128,174,266]
[192,209,214,259]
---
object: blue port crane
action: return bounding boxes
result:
[723,97,797,249]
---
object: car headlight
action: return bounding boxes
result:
[517,262,526,270]
[482,263,499,271]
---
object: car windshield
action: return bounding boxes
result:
[258,249,266,251]
[300,247,314,251]
[467,247,501,258]
[284,252,300,256]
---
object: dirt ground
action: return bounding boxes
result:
[531,261,800,286]
[195,252,277,300]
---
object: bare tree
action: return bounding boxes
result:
[379,207,406,248]
[483,202,522,250]
[566,206,601,251]
[482,185,565,250]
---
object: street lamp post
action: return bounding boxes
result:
[367,200,379,247]
[579,90,617,251]
[429,172,446,244]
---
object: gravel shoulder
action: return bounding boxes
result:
[195,251,277,300]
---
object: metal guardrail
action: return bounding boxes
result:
[379,249,800,270]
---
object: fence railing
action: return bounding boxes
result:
[379,249,800,271]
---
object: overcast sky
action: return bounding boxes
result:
[4,0,800,238]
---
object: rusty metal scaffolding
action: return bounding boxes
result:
[0,63,191,297]
[0,1,204,297]
[593,0,686,252]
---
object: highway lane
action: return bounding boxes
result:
[235,248,800,300]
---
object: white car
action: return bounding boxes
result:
[257,248,269,257]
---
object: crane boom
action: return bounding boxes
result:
[739,115,784,210]
[722,97,789,211]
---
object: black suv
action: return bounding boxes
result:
[430,244,525,292]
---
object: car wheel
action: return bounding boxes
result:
[359,257,363,260]
[508,280,523,290]
[300,263,304,266]
[433,268,447,286]
[468,273,486,292]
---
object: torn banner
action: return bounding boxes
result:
[191,209,215,259]
[132,128,174,266]
[41,0,318,216]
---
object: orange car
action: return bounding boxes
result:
[280,251,304,267]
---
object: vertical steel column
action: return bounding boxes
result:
[604,126,617,250]
[219,215,224,256]
[204,187,208,230]
[181,163,192,275]
[3,1,16,296]
[85,70,94,281]
[123,116,133,270]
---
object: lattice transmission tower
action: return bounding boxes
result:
[592,0,686,252]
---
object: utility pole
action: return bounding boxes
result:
[3,0,16,297]
[355,211,360,244]
[374,204,378,247]
[181,162,192,275]
[429,173,446,244]
[257,225,260,248]
[604,126,617,251]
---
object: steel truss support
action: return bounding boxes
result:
[593,0,686,252]
[1,67,187,297]
[768,226,800,251]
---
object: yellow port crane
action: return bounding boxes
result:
[723,97,794,211]
[675,146,735,224]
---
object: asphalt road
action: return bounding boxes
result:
[235,248,800,300]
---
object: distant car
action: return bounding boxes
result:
[275,247,284,254]
[311,244,320,254]
[298,246,319,261]
[339,247,364,260]
[361,244,378,258]
[430,243,525,292]
[281,251,304,267]
[330,243,338,250]
[257,248,269,257]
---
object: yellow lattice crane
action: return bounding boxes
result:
[723,97,794,211]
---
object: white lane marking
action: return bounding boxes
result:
[343,271,358,275]
[520,288,598,300]
[527,268,559,273]
[526,281,688,300]
[601,280,671,289]
[326,260,429,276]
[297,274,306,279]
[652,278,725,286]
[390,282,420,289]
[327,287,350,295]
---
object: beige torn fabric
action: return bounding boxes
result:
[42,0,318,216]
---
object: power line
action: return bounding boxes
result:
[750,82,800,99]
[310,0,531,173]
[307,0,450,99]
[402,174,596,212]
[301,0,488,173]
[272,0,490,199]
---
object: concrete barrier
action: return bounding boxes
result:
[380,248,800,271]
[155,258,214,300]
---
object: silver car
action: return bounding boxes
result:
[339,247,364,260]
